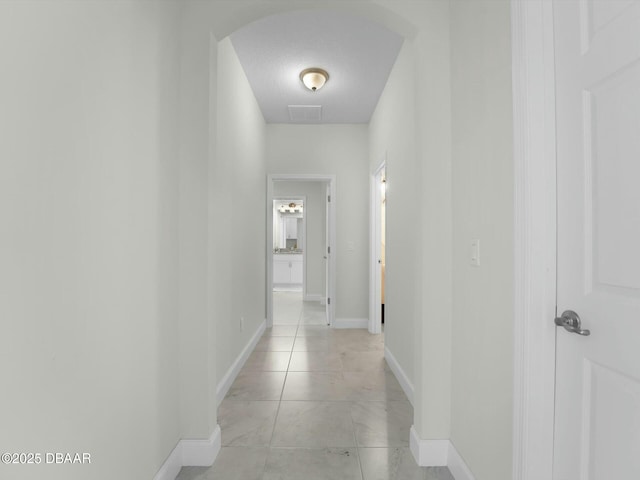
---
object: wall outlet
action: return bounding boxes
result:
[240,316,245,331]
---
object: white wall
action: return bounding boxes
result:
[410,5,454,442]
[215,38,267,382]
[178,2,219,442]
[369,1,453,442]
[0,2,182,479]
[273,182,326,297]
[267,125,369,321]
[368,41,418,385]
[450,2,514,479]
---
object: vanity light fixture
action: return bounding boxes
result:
[300,68,329,92]
[278,202,303,214]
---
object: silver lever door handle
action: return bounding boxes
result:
[554,310,590,336]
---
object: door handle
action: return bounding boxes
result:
[554,310,590,336]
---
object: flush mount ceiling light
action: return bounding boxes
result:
[300,68,329,92]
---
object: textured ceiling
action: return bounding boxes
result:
[230,10,404,124]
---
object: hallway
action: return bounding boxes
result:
[176,293,453,480]
[3,1,608,479]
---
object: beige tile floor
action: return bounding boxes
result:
[176,292,454,480]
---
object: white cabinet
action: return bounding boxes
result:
[273,260,291,284]
[290,260,303,284]
[273,254,303,285]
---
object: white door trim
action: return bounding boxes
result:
[267,174,336,328]
[369,160,385,334]
[511,1,558,479]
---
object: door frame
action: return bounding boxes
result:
[511,1,558,479]
[369,160,386,334]
[272,195,307,293]
[266,174,336,328]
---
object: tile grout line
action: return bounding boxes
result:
[265,296,302,453]
[266,353,289,450]
[349,399,366,480]
[344,313,365,480]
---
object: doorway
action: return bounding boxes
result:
[266,174,336,328]
[369,161,385,334]
[272,197,305,293]
[271,196,307,326]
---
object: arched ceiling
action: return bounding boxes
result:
[229,10,404,124]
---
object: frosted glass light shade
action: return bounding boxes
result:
[300,68,329,91]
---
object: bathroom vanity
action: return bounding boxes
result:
[273,253,303,285]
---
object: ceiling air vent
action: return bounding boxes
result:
[288,105,322,122]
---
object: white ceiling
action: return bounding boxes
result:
[230,10,404,124]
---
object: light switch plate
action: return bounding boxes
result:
[471,239,480,267]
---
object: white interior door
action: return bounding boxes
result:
[369,164,384,334]
[325,183,330,325]
[553,1,640,478]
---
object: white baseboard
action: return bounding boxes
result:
[447,441,476,480]
[303,293,323,302]
[216,319,266,406]
[333,317,368,329]
[408,428,476,480]
[181,425,221,466]
[154,427,221,480]
[153,441,182,480]
[384,346,414,405]
[156,320,267,480]
[410,427,449,466]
